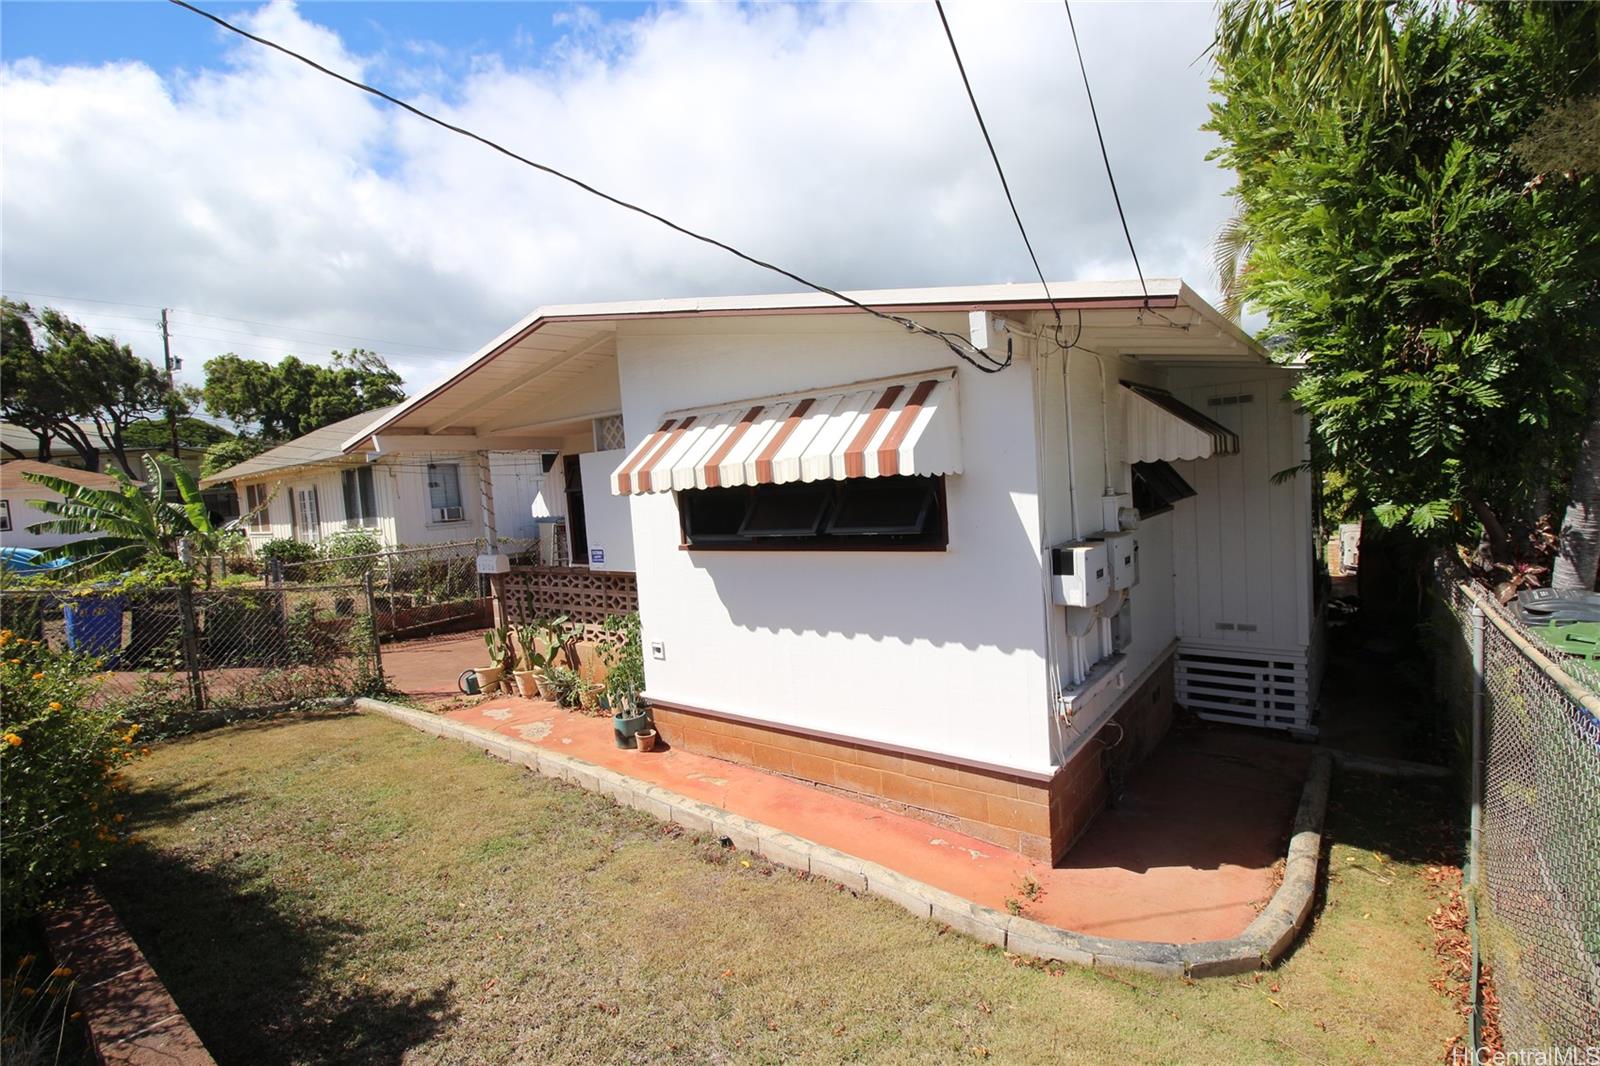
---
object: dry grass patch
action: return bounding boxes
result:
[100,711,1463,1064]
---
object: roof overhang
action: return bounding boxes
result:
[345,279,1273,453]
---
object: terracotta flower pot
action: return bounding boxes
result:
[513,670,539,699]
[535,673,557,701]
[475,665,504,694]
[634,729,659,753]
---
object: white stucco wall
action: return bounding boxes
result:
[617,314,1051,774]
[579,449,634,571]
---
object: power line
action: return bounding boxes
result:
[933,0,1065,345]
[2,287,464,355]
[165,0,1011,374]
[1062,0,1148,303]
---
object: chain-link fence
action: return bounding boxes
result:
[0,581,384,736]
[271,538,540,639]
[1435,566,1600,1055]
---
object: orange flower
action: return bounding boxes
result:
[31,672,45,681]
[48,701,63,711]
[50,966,72,978]
[3,733,21,747]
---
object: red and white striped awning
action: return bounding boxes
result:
[610,368,962,495]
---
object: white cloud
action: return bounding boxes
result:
[1,0,1237,395]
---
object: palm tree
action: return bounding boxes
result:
[22,453,230,579]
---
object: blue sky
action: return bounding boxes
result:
[1,2,652,81]
[1,2,1237,391]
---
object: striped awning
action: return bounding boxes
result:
[610,368,962,495]
[1122,382,1239,463]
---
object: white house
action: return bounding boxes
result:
[202,406,556,552]
[0,460,123,551]
[348,280,1318,862]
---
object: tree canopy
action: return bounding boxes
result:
[0,299,181,476]
[122,416,234,450]
[201,348,405,442]
[1208,1,1600,585]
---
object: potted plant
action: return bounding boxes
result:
[633,726,659,753]
[533,615,576,701]
[598,612,649,748]
[511,622,543,699]
[476,626,511,694]
[611,697,653,749]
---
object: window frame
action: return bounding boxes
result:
[293,485,321,543]
[244,483,271,533]
[677,475,949,553]
[342,466,379,528]
[0,499,10,533]
[426,462,466,524]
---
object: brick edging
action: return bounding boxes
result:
[43,883,216,1065]
[354,697,1332,979]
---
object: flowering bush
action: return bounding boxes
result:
[0,631,140,923]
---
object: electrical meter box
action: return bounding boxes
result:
[1050,541,1110,608]
[1101,531,1139,591]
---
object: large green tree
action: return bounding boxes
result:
[201,348,405,442]
[1,300,181,476]
[1209,1,1600,590]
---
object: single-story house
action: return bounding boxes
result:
[0,459,123,551]
[347,279,1319,862]
[201,405,567,552]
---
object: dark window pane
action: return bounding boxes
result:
[683,487,751,542]
[1132,460,1196,516]
[359,467,377,526]
[739,482,830,537]
[826,476,935,535]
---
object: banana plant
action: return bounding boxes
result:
[22,454,232,581]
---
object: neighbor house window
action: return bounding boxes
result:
[679,475,946,550]
[0,500,10,532]
[244,483,270,532]
[342,467,378,528]
[294,486,321,543]
[428,463,465,523]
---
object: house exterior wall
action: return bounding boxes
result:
[1032,341,1180,764]
[579,448,634,571]
[617,313,1052,775]
[1164,370,1312,651]
[1,485,83,550]
[236,454,494,549]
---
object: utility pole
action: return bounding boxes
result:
[160,308,181,459]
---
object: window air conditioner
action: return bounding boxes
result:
[433,505,464,523]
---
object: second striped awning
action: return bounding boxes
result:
[610,368,962,495]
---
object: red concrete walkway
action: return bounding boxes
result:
[430,691,1308,944]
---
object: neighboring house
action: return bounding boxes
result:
[347,279,1318,863]
[0,460,122,551]
[201,406,549,549]
[0,420,238,524]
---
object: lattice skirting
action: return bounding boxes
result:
[1175,640,1318,734]
[502,566,638,633]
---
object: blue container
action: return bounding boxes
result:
[64,594,125,663]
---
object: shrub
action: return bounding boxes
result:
[0,631,140,923]
[546,665,593,709]
[322,530,383,580]
[257,538,318,566]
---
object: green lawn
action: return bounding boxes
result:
[101,711,1464,1064]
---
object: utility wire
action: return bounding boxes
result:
[1062,0,1148,304]
[165,0,1011,373]
[933,0,1066,346]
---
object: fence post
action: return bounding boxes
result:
[176,584,206,714]
[363,569,384,686]
[1467,602,1485,888]
[1466,599,1486,1059]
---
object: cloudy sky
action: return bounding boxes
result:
[1,0,1237,396]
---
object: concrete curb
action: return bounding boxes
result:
[1325,748,1453,779]
[354,698,1332,978]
